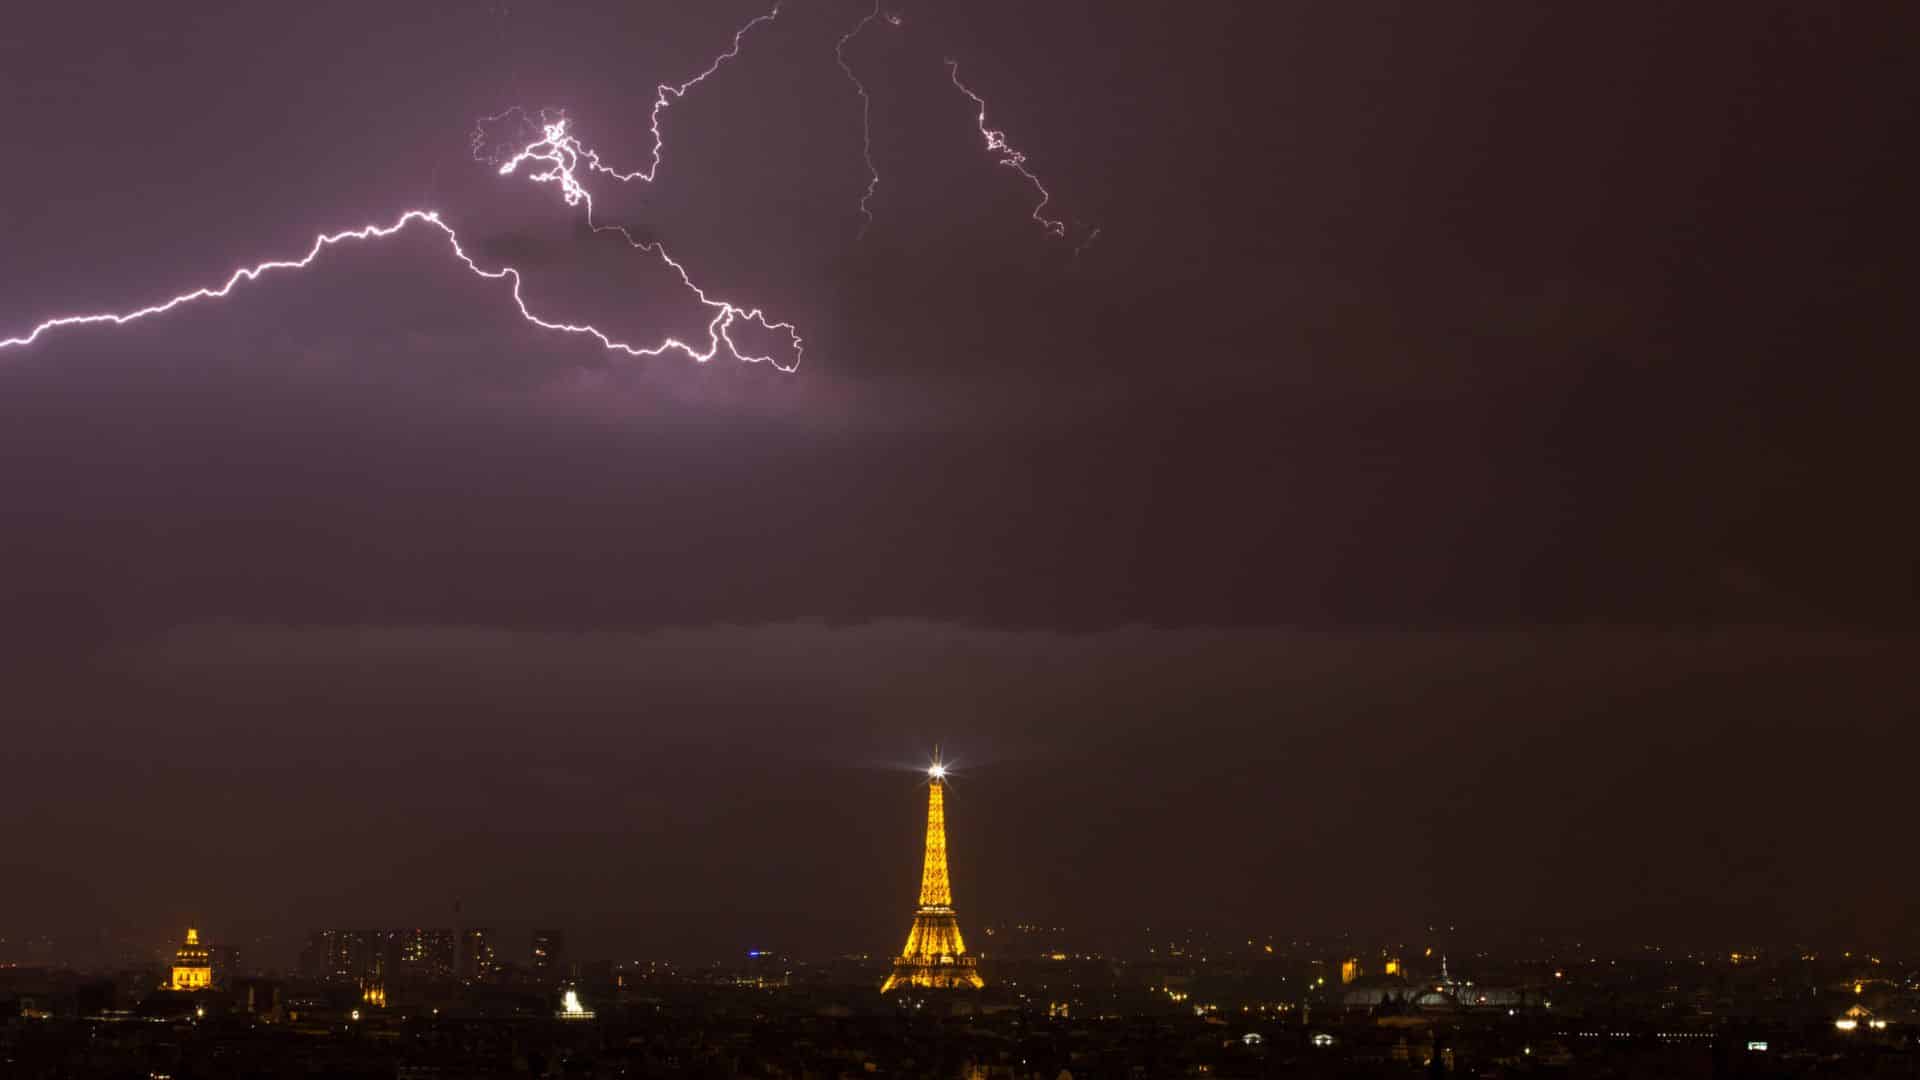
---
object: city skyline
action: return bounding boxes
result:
[13,913,1916,1077]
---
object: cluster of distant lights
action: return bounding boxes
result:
[0,3,1092,370]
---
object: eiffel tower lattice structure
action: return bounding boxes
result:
[879,760,984,992]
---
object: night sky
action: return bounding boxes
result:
[2,2,1916,963]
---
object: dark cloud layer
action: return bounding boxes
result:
[6,622,1915,963]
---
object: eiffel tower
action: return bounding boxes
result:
[879,759,984,992]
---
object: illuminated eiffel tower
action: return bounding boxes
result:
[879,758,984,992]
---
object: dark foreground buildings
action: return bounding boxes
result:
[3,936,1918,1077]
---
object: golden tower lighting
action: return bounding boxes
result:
[880,758,984,992]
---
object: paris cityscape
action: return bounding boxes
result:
[5,0,1917,1077]
[5,762,1920,1076]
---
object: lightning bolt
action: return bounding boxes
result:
[475,5,779,189]
[610,3,782,189]
[497,116,803,368]
[0,118,802,370]
[836,0,884,236]
[947,59,1070,240]
[3,6,1095,365]
[3,9,802,370]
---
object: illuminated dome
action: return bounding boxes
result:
[170,928,212,991]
